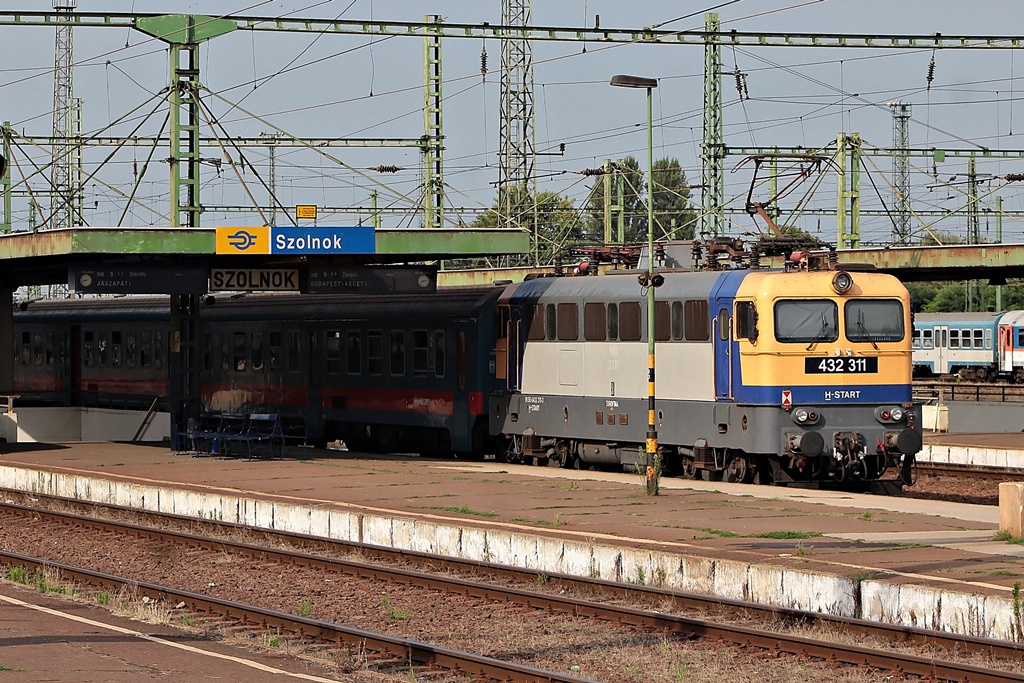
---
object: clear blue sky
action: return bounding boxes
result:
[2,1,1023,245]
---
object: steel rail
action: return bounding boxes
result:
[4,496,1024,680]
[0,548,598,683]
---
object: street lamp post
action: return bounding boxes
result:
[610,74,659,495]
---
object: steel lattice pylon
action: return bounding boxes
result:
[50,0,77,230]
[889,101,912,244]
[499,0,536,255]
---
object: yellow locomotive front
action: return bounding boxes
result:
[711,261,920,486]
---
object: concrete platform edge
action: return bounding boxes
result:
[1,463,1019,642]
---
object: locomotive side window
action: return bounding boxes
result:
[83,330,94,367]
[141,332,152,368]
[774,300,838,343]
[670,301,684,340]
[269,331,283,371]
[368,330,383,375]
[607,303,619,340]
[412,330,429,377]
[528,304,545,340]
[346,331,361,374]
[619,302,642,341]
[287,331,301,373]
[717,309,731,341]
[556,303,578,341]
[583,303,606,341]
[326,331,342,374]
[252,333,265,371]
[390,330,406,376]
[434,331,446,378]
[233,331,246,372]
[126,331,137,368]
[684,300,710,341]
[735,301,758,341]
[655,301,671,341]
[844,300,904,343]
[545,304,557,340]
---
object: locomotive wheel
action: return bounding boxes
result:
[682,459,697,479]
[723,456,748,483]
[699,469,722,482]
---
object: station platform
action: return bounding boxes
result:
[0,439,1022,642]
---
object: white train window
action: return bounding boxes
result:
[922,329,933,349]
[949,330,960,349]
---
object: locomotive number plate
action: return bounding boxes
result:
[804,357,878,374]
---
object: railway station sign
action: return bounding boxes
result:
[209,268,300,292]
[307,265,438,294]
[70,265,208,294]
[216,226,376,255]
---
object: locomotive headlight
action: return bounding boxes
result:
[890,406,905,422]
[794,408,809,423]
[831,271,854,294]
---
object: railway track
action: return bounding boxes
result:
[4,492,1024,681]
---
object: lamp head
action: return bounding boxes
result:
[610,74,658,89]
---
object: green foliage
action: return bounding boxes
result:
[907,281,1024,312]
[583,156,697,244]
[754,530,822,539]
[380,596,410,621]
[299,598,313,617]
[96,590,110,606]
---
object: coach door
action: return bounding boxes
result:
[306,327,323,442]
[933,325,948,374]
[999,325,1013,373]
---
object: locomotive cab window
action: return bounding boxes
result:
[735,301,758,341]
[844,300,904,343]
[774,300,838,344]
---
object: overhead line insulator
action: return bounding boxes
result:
[369,165,404,173]
[577,168,607,176]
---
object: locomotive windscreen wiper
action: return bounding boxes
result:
[856,318,880,350]
[805,313,831,351]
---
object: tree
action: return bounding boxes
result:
[460,185,581,267]
[583,156,697,244]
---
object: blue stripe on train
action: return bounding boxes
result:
[732,384,913,405]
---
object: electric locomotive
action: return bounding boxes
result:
[490,254,921,488]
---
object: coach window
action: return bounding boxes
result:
[845,300,904,343]
[97,332,108,366]
[126,331,137,368]
[269,331,283,371]
[948,330,960,349]
[434,330,446,378]
[368,330,383,375]
[252,333,265,371]
[326,331,342,374]
[735,301,758,341]
[584,303,606,341]
[619,302,642,341]
[773,300,838,343]
[985,329,992,349]
[912,329,921,348]
[922,329,933,349]
[33,332,43,365]
[557,303,579,341]
[654,301,671,342]
[111,331,123,369]
[528,304,545,341]
[545,304,558,340]
[220,332,230,371]
[390,330,406,376]
[412,330,429,377]
[233,331,246,372]
[671,301,684,340]
[202,333,213,372]
[46,332,54,365]
[154,331,163,369]
[287,331,301,373]
[973,329,984,349]
[1018,329,1024,348]
[346,331,361,374]
[83,331,94,367]
[607,303,619,340]
[684,300,710,341]
[141,332,152,368]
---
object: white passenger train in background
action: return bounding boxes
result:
[913,311,1024,381]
